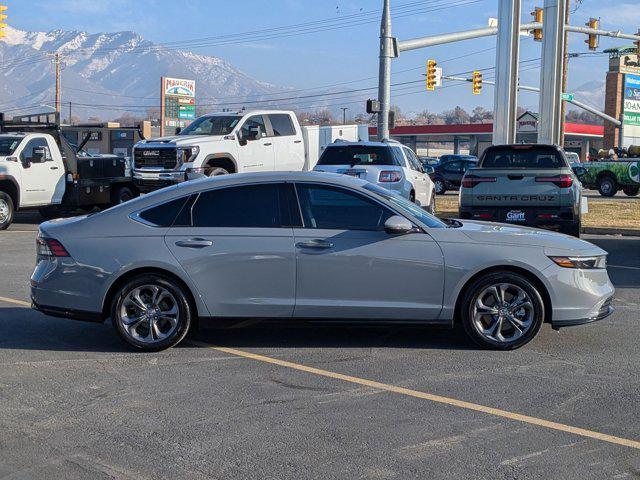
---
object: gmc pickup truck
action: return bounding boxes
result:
[459,144,583,237]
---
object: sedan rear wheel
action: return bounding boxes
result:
[112,275,192,351]
[434,179,446,195]
[461,272,544,350]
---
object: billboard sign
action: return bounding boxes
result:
[622,74,640,147]
[160,77,196,135]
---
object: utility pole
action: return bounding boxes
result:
[68,101,72,124]
[377,0,392,141]
[538,0,567,145]
[341,107,348,125]
[54,53,61,114]
[558,0,570,146]
[493,0,521,145]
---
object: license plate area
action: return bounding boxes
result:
[338,169,365,178]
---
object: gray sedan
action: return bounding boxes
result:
[31,172,614,351]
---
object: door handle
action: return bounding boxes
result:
[296,239,334,249]
[263,142,273,146]
[50,166,59,170]
[294,140,302,144]
[175,238,213,248]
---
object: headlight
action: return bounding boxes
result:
[177,146,200,164]
[549,255,607,269]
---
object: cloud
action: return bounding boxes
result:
[590,2,640,29]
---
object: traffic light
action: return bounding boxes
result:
[472,71,482,95]
[0,4,7,39]
[531,7,543,42]
[585,18,599,51]
[426,59,437,91]
[366,99,381,114]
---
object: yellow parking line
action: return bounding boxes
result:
[2,293,638,451]
[0,296,31,307]
[190,340,640,451]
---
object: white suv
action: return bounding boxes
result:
[132,110,305,192]
[313,140,436,213]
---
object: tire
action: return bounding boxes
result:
[460,272,545,350]
[426,192,436,215]
[38,206,63,220]
[560,219,581,237]
[111,274,193,351]
[622,186,639,197]
[0,192,14,230]
[112,186,135,206]
[207,167,230,177]
[597,176,618,197]
[434,178,446,195]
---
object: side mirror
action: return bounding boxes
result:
[247,126,262,141]
[236,129,247,146]
[424,166,434,174]
[384,215,415,235]
[175,127,182,135]
[32,147,48,163]
[573,166,587,178]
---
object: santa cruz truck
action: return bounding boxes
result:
[0,112,138,230]
[575,160,640,197]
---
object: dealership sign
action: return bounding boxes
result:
[622,74,640,147]
[160,76,196,135]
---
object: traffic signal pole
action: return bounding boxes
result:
[493,0,521,144]
[538,0,566,145]
[377,0,392,141]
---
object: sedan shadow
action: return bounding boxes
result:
[0,307,476,352]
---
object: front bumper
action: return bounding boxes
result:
[552,297,614,328]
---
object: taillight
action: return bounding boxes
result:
[379,170,402,182]
[535,174,573,188]
[36,235,70,257]
[462,175,496,188]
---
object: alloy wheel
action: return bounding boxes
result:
[435,180,444,194]
[117,285,180,344]
[0,199,9,224]
[471,283,534,343]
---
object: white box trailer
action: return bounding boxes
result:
[302,124,370,170]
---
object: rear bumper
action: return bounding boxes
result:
[459,206,578,228]
[31,298,104,323]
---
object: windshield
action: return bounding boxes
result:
[363,184,446,229]
[0,136,22,156]
[179,116,242,136]
[317,145,397,167]
[481,146,566,169]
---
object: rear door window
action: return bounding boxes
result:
[138,196,191,227]
[481,147,566,168]
[268,114,296,136]
[191,183,300,228]
[317,146,397,166]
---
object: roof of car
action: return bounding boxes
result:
[325,140,401,148]
[133,171,370,207]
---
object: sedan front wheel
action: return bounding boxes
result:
[460,272,545,350]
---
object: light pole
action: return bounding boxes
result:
[377,0,392,140]
[341,107,349,125]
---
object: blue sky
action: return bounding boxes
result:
[4,0,636,116]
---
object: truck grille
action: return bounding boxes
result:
[134,147,178,169]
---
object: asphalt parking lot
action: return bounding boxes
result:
[1,216,639,479]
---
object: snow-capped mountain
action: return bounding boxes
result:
[0,26,291,121]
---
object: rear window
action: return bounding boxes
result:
[317,146,397,167]
[138,196,190,227]
[481,146,566,169]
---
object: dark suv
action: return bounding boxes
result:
[430,154,478,194]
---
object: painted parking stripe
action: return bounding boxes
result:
[2,294,638,451]
[0,296,31,307]
[189,340,640,451]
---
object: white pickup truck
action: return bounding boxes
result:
[0,112,138,230]
[132,109,368,192]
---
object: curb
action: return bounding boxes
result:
[583,227,640,237]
